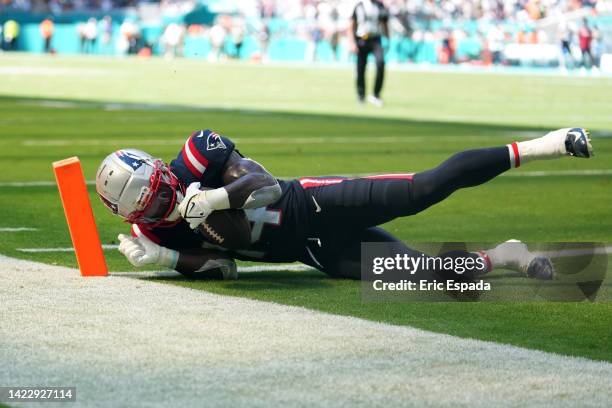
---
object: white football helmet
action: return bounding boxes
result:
[96,149,183,227]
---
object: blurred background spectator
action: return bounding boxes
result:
[161,22,185,58]
[118,18,140,55]
[2,19,20,50]
[230,16,245,58]
[77,17,97,53]
[0,0,610,72]
[101,15,113,50]
[208,18,227,62]
[578,17,595,68]
[39,17,54,53]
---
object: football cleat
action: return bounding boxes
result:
[502,240,555,280]
[523,256,555,280]
[565,128,593,158]
[367,95,384,108]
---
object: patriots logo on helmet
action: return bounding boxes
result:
[116,150,148,170]
[206,132,226,151]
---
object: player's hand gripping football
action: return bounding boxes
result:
[177,182,214,229]
[118,234,177,268]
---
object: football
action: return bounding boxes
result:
[198,208,251,250]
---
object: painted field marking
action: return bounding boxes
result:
[0,67,112,76]
[237,264,315,273]
[17,244,119,253]
[1,169,611,189]
[539,246,612,258]
[0,227,39,232]
[15,245,611,274]
[14,245,312,273]
[111,264,317,279]
[503,169,612,177]
[21,136,439,147]
[0,181,68,187]
[2,253,612,408]
[20,131,612,147]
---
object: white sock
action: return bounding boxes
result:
[506,128,569,168]
[484,240,534,272]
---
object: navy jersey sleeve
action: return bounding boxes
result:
[170,129,235,188]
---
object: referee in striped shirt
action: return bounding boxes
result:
[350,0,389,107]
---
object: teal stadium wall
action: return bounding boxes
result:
[2,12,609,63]
[3,20,443,64]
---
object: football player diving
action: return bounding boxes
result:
[96,128,593,281]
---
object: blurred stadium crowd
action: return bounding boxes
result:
[1,0,611,71]
[0,0,603,20]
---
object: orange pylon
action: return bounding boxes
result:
[53,157,108,277]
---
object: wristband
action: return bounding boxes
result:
[158,246,179,269]
[203,187,230,211]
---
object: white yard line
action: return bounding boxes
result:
[15,243,313,271]
[16,244,119,253]
[0,255,611,407]
[21,136,440,146]
[0,181,60,187]
[237,264,314,272]
[14,243,312,272]
[111,264,315,278]
[504,169,612,177]
[1,169,611,189]
[539,246,612,258]
[0,66,112,76]
[0,227,38,232]
[17,131,610,147]
[16,245,612,257]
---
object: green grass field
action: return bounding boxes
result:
[1,54,611,362]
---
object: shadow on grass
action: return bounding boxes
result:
[148,270,335,291]
[0,95,554,137]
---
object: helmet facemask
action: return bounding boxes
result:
[125,160,184,228]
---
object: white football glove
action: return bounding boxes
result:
[118,234,178,268]
[177,182,214,229]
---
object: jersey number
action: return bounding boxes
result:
[245,207,281,243]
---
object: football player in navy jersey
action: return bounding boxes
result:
[96,128,593,281]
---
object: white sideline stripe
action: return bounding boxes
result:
[1,254,611,407]
[0,227,38,232]
[113,265,316,278]
[0,180,94,187]
[0,181,59,187]
[1,169,611,189]
[14,130,612,147]
[17,244,119,253]
[21,136,430,146]
[15,243,312,271]
[16,245,612,258]
[505,169,612,177]
[0,66,112,76]
[539,246,612,258]
[238,264,314,272]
